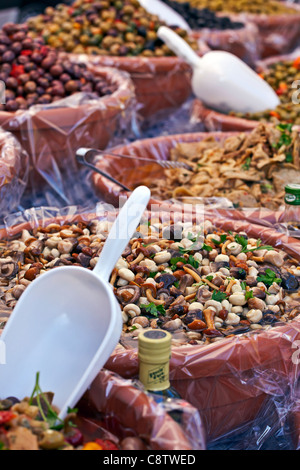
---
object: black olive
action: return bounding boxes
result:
[155,273,177,289]
[230,267,247,280]
[183,309,203,325]
[280,272,299,292]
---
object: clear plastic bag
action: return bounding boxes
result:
[0,127,29,220]
[0,62,136,208]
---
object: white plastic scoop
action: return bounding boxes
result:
[157,26,280,114]
[0,185,151,418]
[139,0,191,31]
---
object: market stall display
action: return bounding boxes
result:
[91,124,300,210]
[0,0,299,453]
[168,0,300,58]
[26,0,198,121]
[0,207,300,446]
[0,23,136,202]
[163,0,260,66]
[191,51,300,131]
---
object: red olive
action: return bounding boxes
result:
[5,100,18,111]
[64,80,78,93]
[6,77,18,89]
[24,81,37,93]
[2,50,15,62]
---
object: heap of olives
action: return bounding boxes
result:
[0,23,117,112]
[171,0,296,15]
[26,0,198,56]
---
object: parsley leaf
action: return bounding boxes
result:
[187,255,199,269]
[245,290,254,301]
[257,268,281,286]
[242,157,251,171]
[211,290,228,302]
[202,243,213,252]
[140,302,166,317]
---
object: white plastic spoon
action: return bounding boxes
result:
[139,0,191,31]
[0,185,150,418]
[157,26,280,114]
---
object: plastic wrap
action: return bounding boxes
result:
[223,2,300,59]
[0,127,29,220]
[0,62,136,207]
[70,54,193,126]
[76,369,206,450]
[190,98,260,132]
[190,21,260,67]
[1,204,300,449]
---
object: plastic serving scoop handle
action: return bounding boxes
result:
[139,0,191,31]
[92,185,151,282]
[0,186,150,416]
[157,26,280,114]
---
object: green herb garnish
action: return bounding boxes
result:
[234,234,273,253]
[211,290,228,302]
[140,302,166,317]
[29,372,63,429]
[242,157,252,171]
[257,268,281,287]
[202,243,213,252]
[245,290,254,301]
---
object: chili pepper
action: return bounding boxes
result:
[0,411,16,425]
[10,64,24,78]
[20,50,32,56]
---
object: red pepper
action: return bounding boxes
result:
[10,64,24,78]
[269,111,280,119]
[292,57,300,69]
[0,411,16,425]
[20,49,32,56]
[94,439,119,450]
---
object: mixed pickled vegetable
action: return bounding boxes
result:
[27,0,197,57]
[171,0,297,15]
[0,373,119,450]
[0,217,300,348]
[231,57,300,125]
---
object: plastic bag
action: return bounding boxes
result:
[76,369,206,451]
[0,62,136,208]
[224,2,300,59]
[0,127,29,220]
[70,53,193,126]
[190,21,260,67]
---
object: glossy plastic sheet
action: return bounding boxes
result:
[0,127,29,219]
[191,21,260,67]
[0,62,136,207]
[1,204,300,449]
[70,53,193,126]
[76,369,206,451]
[224,3,300,59]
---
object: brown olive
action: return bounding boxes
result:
[6,76,18,89]
[24,62,37,73]
[60,72,71,83]
[17,55,30,65]
[18,73,30,84]
[5,89,15,101]
[31,51,43,63]
[37,94,52,104]
[64,80,78,93]
[24,81,37,93]
[49,64,63,77]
